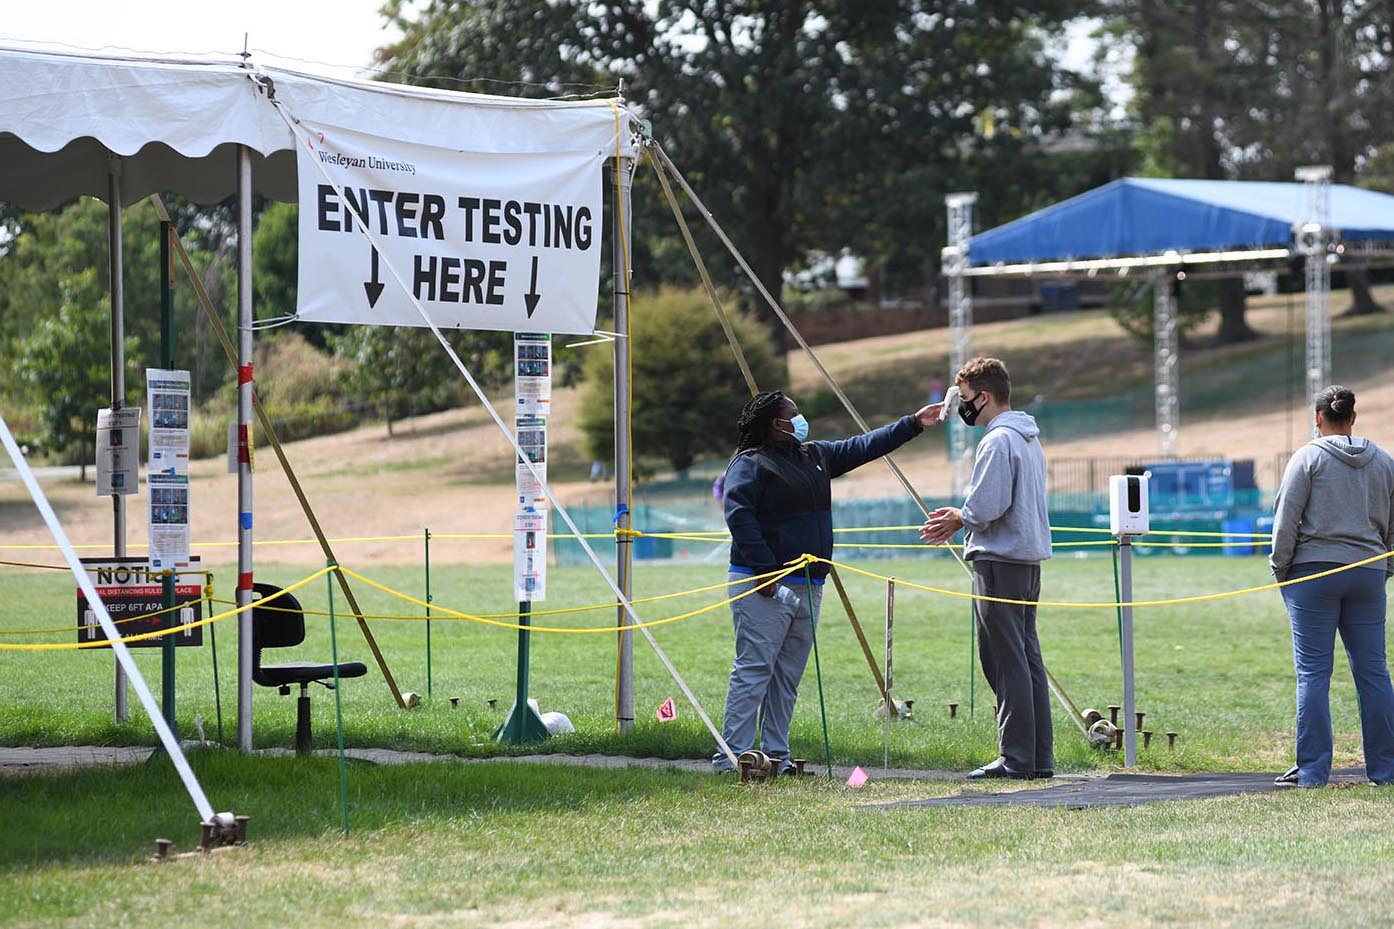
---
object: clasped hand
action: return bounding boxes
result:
[919,506,963,545]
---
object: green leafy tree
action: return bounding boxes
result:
[1104,0,1394,330]
[330,326,512,435]
[378,0,1094,347]
[15,269,131,478]
[578,286,783,474]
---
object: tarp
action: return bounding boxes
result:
[969,177,1394,265]
[0,46,636,210]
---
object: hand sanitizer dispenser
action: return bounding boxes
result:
[1109,473,1150,537]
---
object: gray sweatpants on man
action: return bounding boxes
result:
[714,572,824,769]
[973,559,1053,773]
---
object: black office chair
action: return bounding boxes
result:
[251,582,367,753]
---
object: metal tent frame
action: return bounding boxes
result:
[938,167,1394,475]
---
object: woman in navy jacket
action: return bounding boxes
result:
[714,390,941,772]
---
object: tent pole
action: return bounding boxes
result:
[1153,271,1179,456]
[613,153,636,733]
[1297,165,1333,410]
[107,157,128,723]
[943,193,976,494]
[236,146,255,753]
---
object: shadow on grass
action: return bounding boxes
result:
[0,749,716,870]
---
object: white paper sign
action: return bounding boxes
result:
[148,471,190,571]
[514,333,552,417]
[514,509,548,602]
[146,369,190,472]
[95,407,141,496]
[295,124,604,334]
[515,416,548,510]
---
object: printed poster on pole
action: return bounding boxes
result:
[146,369,190,472]
[515,416,548,510]
[148,472,190,572]
[514,509,547,602]
[294,124,604,335]
[95,407,141,496]
[514,333,552,417]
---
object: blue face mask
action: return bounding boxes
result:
[782,414,810,443]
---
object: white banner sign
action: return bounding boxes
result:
[295,123,604,334]
[514,510,548,602]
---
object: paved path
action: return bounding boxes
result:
[0,744,979,782]
[9,746,1366,809]
[873,768,1372,810]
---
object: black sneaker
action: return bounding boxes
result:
[1274,765,1300,787]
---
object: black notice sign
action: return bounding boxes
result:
[76,557,204,648]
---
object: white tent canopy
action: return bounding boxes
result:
[0,45,647,759]
[0,45,637,209]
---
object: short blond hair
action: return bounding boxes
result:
[956,356,1011,404]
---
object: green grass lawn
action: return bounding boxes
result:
[3,553,1391,927]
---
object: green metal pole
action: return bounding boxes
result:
[495,601,548,743]
[805,566,833,778]
[424,527,432,698]
[327,563,350,835]
[159,220,178,737]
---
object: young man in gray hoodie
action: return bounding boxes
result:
[921,357,1053,779]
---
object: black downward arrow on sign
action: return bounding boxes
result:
[524,255,542,318]
[364,246,385,308]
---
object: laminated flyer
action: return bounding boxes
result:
[146,368,191,472]
[513,333,552,417]
[514,509,548,602]
[514,416,548,509]
[95,406,141,496]
[147,471,191,571]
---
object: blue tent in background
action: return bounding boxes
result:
[969,178,1394,266]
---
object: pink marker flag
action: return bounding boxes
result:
[656,697,677,723]
[846,765,869,788]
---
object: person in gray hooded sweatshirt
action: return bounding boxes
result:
[1271,385,1394,788]
[921,357,1053,779]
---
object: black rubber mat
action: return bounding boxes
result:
[874,768,1372,810]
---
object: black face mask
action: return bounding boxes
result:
[957,392,985,427]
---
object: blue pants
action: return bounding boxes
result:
[714,573,823,770]
[1282,563,1394,786]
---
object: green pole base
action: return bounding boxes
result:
[494,701,550,744]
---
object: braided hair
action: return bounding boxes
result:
[1316,384,1356,425]
[734,390,787,456]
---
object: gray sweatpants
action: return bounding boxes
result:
[973,559,1053,772]
[715,572,824,768]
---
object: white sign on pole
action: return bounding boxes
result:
[514,333,552,417]
[95,407,141,496]
[146,369,190,472]
[515,416,548,510]
[514,509,548,602]
[295,124,604,335]
[148,471,190,571]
